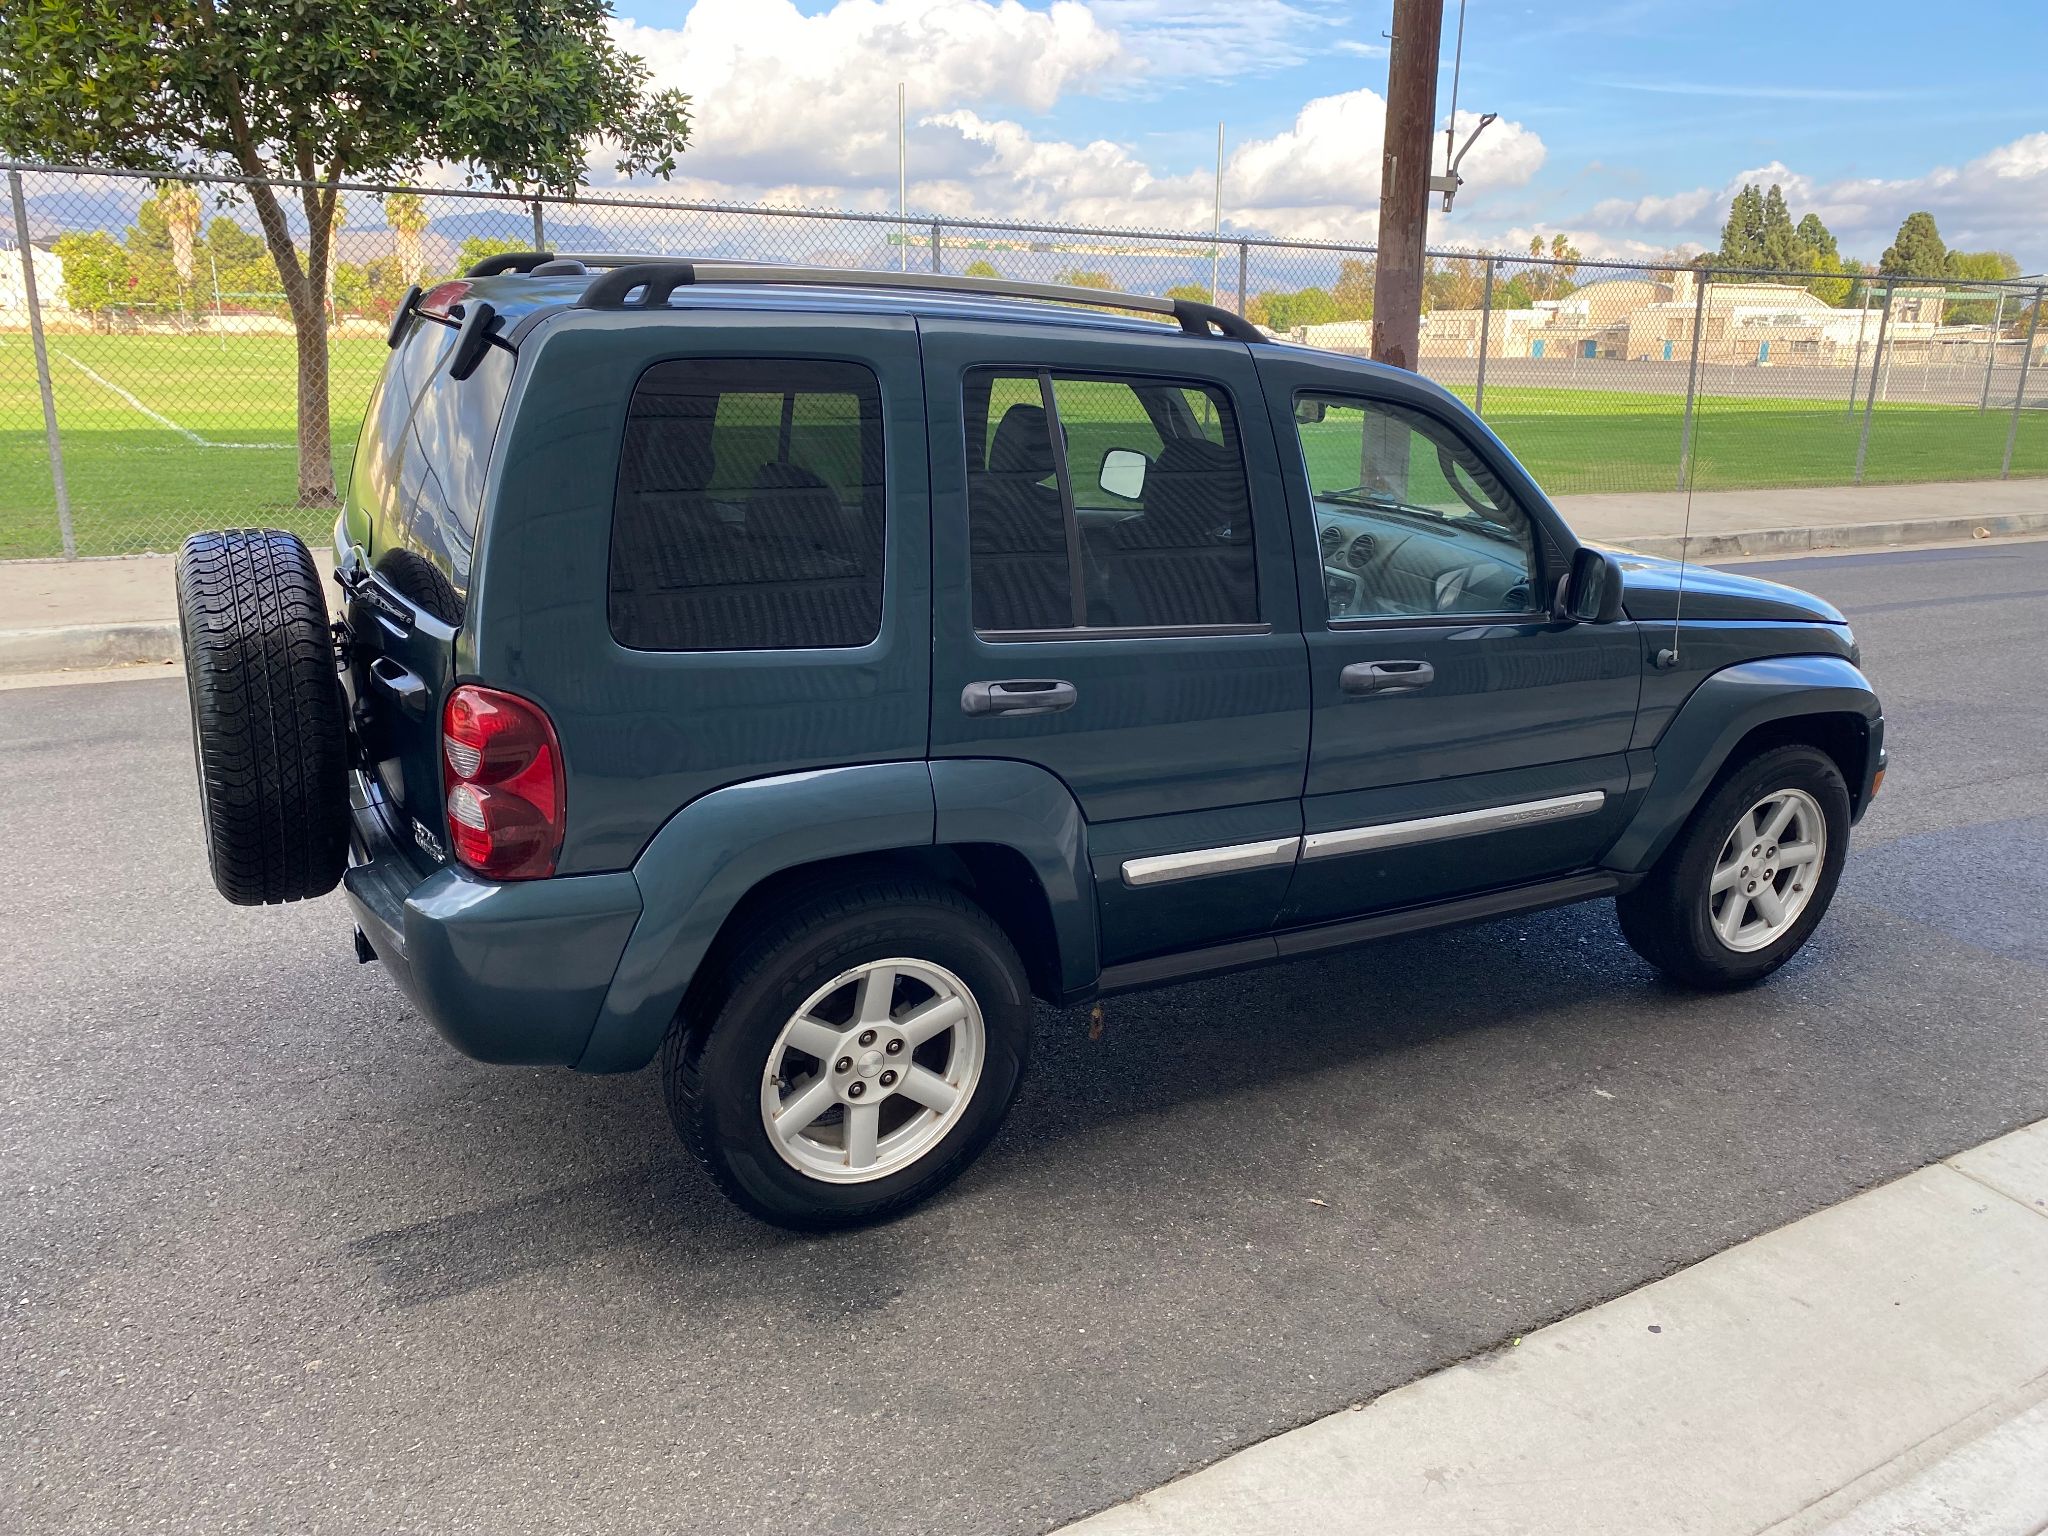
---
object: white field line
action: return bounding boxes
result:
[52,349,289,450]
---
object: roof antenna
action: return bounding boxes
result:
[1658,270,1709,671]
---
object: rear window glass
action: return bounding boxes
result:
[609,358,887,651]
[349,311,512,620]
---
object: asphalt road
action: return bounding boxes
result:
[5,539,2048,1536]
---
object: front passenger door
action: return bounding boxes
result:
[1259,366,1643,927]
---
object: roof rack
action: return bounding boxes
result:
[475,256,1265,342]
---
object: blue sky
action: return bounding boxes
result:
[602,0,2048,268]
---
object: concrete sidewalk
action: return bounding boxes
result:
[1560,477,2048,560]
[1060,1118,2048,1536]
[0,479,2042,675]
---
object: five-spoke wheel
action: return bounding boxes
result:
[1707,788,1827,953]
[1618,744,1851,989]
[760,959,986,1183]
[663,879,1032,1230]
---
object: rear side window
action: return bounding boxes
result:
[610,359,886,651]
[964,369,1257,634]
[350,299,512,621]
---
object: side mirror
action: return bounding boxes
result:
[1099,447,1148,501]
[1294,398,1329,424]
[1558,546,1626,624]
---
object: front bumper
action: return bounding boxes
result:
[342,776,642,1065]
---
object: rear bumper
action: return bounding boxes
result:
[342,776,642,1065]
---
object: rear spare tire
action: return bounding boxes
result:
[175,529,349,905]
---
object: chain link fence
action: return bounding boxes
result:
[4,162,2043,559]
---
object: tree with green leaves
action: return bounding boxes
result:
[385,191,431,289]
[1717,185,1768,268]
[1523,233,1580,301]
[1880,212,1947,278]
[1,0,691,505]
[1332,257,1375,321]
[1165,282,1212,303]
[1943,249,2022,325]
[160,180,203,286]
[962,259,1000,279]
[53,230,129,326]
[1794,213,1837,267]
[1424,257,1486,311]
[1055,269,1115,290]
[455,235,530,277]
[1757,184,1801,271]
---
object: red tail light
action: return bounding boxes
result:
[442,685,565,880]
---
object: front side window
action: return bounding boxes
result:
[964,369,1258,634]
[609,359,885,651]
[1294,393,1539,621]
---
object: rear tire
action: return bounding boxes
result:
[174,529,349,906]
[1617,744,1850,989]
[664,879,1033,1230]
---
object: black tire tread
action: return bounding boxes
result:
[174,529,349,905]
[663,877,1028,1230]
[1616,743,1849,989]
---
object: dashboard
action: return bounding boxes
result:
[1315,500,1537,619]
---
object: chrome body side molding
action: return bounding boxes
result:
[1302,791,1607,861]
[1121,836,1301,888]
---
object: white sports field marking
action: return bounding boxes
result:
[52,349,289,450]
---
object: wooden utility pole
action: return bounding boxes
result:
[1372,0,1445,370]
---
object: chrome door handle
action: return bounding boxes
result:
[961,679,1079,716]
[1341,659,1435,696]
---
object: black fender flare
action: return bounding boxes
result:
[1605,654,1882,873]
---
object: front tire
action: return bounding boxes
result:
[1617,744,1851,989]
[664,879,1033,1230]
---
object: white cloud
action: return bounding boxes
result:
[608,0,1125,191]
[1572,134,2048,266]
[593,2,1549,248]
[920,94,1545,242]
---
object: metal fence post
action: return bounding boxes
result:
[1981,291,2005,413]
[531,199,544,252]
[1855,280,1895,486]
[930,220,942,274]
[9,169,75,559]
[2003,289,2042,480]
[1675,271,1707,491]
[1846,288,1870,418]
[1474,255,1495,418]
[1237,241,1249,316]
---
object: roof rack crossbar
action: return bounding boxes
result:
[562,259,1264,342]
[463,250,687,277]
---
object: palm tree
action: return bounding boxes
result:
[160,180,203,285]
[385,190,429,287]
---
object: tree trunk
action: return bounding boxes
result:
[291,301,336,507]
[240,174,338,507]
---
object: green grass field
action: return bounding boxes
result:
[2,333,2042,558]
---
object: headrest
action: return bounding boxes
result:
[744,460,845,545]
[989,403,1055,477]
[1118,436,1250,545]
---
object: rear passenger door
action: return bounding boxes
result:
[920,321,1310,968]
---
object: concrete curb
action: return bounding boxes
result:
[0,621,181,676]
[1611,510,2048,561]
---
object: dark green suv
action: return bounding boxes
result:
[175,258,1885,1228]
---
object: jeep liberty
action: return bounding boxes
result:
[174,258,1885,1228]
